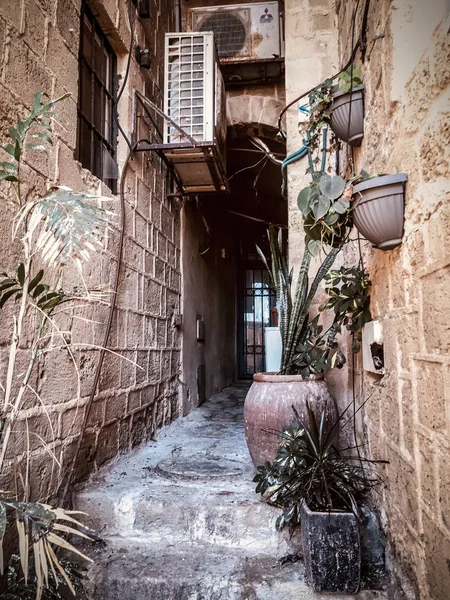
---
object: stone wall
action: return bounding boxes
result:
[0,0,181,500]
[334,2,450,598]
[283,0,450,597]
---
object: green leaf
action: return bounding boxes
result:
[333,198,350,215]
[319,174,346,200]
[307,239,321,258]
[28,269,44,293]
[3,144,16,157]
[25,144,46,151]
[8,127,20,143]
[297,187,312,213]
[30,132,53,144]
[312,195,330,221]
[17,263,25,286]
[0,173,18,182]
[0,161,17,172]
[32,283,48,299]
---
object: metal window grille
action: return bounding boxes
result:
[164,33,214,144]
[76,2,117,192]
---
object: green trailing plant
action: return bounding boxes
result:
[323,266,372,353]
[301,66,363,155]
[297,173,354,257]
[257,226,340,376]
[0,92,111,597]
[290,314,346,379]
[253,402,385,531]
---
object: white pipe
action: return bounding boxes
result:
[174,0,181,32]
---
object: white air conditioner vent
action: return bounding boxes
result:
[160,32,227,194]
[188,2,282,63]
[198,10,249,59]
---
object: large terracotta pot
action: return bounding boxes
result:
[243,373,338,467]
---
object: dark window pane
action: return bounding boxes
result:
[93,133,102,179]
[93,80,103,132]
[78,118,91,171]
[80,62,92,120]
[76,1,117,192]
[82,16,92,62]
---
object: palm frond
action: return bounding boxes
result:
[15,186,112,267]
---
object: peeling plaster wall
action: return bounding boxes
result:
[334,2,450,598]
[0,0,182,499]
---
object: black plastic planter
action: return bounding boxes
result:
[352,173,408,250]
[301,503,361,594]
[329,85,365,146]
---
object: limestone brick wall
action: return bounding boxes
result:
[334,1,450,598]
[0,0,181,500]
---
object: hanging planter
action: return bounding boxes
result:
[329,85,365,146]
[352,173,408,250]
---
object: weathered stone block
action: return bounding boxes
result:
[95,421,118,467]
[422,513,450,600]
[55,0,80,46]
[4,38,52,106]
[414,359,447,433]
[399,379,414,457]
[105,393,127,423]
[385,450,419,532]
[418,433,438,513]
[46,24,79,93]
[421,267,450,354]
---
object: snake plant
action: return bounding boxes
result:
[257,226,340,375]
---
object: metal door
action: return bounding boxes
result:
[238,266,277,377]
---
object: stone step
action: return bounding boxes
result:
[83,538,388,600]
[76,462,301,556]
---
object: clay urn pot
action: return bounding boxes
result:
[329,85,365,146]
[243,373,338,467]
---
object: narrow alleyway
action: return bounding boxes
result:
[76,384,388,599]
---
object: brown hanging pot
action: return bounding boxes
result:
[352,173,408,250]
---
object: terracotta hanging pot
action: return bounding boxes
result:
[352,173,408,250]
[329,85,365,146]
[243,373,338,467]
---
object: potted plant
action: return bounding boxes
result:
[329,66,364,146]
[352,172,408,249]
[303,66,364,150]
[253,403,385,594]
[297,173,354,257]
[243,222,372,466]
[243,226,341,466]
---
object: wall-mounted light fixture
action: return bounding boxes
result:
[135,45,151,69]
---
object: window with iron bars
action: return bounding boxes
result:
[76,2,118,192]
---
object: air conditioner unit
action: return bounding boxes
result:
[187,2,283,63]
[161,32,227,194]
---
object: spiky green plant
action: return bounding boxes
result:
[257,226,340,375]
[253,401,385,531]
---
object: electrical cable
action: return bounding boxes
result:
[58,0,148,505]
[276,0,371,134]
[114,0,135,153]
[58,149,132,507]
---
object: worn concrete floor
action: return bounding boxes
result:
[75,382,388,599]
